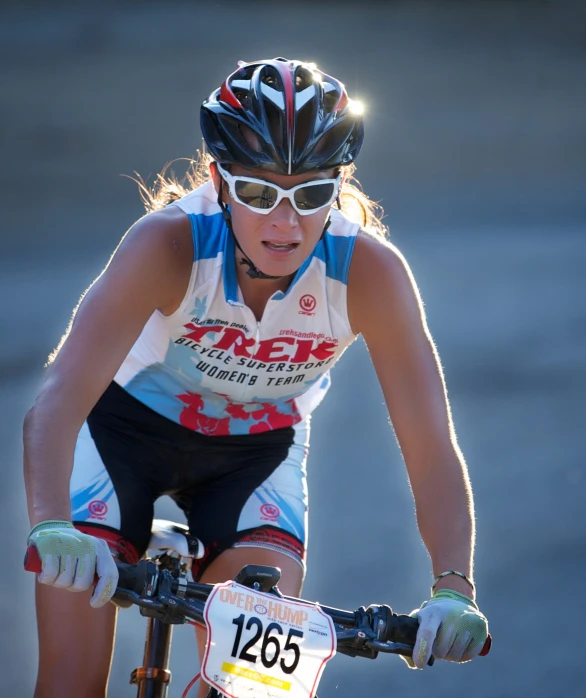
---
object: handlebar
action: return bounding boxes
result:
[24,545,491,661]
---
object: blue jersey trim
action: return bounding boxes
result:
[188,211,227,262]
[278,230,356,300]
[313,231,357,284]
[223,227,240,304]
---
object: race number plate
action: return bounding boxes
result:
[202,581,336,698]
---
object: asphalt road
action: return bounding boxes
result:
[1,2,585,696]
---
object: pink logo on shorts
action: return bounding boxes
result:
[89,500,108,519]
[260,503,280,521]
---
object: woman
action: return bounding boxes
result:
[24,57,488,698]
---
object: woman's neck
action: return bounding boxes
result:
[235,253,293,321]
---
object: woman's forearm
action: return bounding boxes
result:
[410,454,476,599]
[23,382,86,526]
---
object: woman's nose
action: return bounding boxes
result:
[270,198,298,229]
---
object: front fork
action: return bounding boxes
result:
[131,617,174,698]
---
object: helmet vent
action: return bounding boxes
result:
[233,89,249,107]
[262,74,278,88]
[322,85,341,114]
[294,67,315,92]
[261,69,282,90]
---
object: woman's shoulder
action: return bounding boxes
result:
[347,230,417,334]
[124,205,193,261]
[350,230,409,280]
[110,206,194,313]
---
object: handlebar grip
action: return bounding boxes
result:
[389,613,492,658]
[480,634,492,656]
[24,545,42,573]
[388,613,419,646]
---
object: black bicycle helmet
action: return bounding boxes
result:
[201,57,364,175]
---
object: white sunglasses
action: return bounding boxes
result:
[216,163,342,216]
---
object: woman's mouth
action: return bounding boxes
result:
[262,241,300,255]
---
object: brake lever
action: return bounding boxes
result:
[365,639,435,666]
[366,640,416,655]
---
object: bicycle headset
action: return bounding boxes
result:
[200,57,365,280]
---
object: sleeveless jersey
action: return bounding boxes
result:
[113,180,359,436]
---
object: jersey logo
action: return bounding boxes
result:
[299,294,317,316]
[178,324,337,364]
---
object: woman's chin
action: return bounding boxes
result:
[255,249,305,278]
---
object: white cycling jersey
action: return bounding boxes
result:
[114,180,359,435]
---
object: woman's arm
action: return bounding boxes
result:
[347,233,475,599]
[24,206,192,526]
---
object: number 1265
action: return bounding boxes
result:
[231,614,303,674]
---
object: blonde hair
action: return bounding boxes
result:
[135,148,388,240]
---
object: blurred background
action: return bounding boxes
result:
[2,0,585,695]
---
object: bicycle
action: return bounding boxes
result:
[25,519,491,698]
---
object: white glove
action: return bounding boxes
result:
[27,520,119,608]
[404,589,489,669]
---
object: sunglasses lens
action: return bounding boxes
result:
[234,181,279,210]
[294,182,336,211]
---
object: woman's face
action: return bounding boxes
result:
[212,164,337,280]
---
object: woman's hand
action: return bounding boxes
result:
[403,590,489,669]
[27,520,119,608]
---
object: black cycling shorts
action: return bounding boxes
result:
[70,382,309,579]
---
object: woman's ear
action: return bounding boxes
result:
[210,161,221,195]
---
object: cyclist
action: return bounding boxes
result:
[24,58,489,698]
